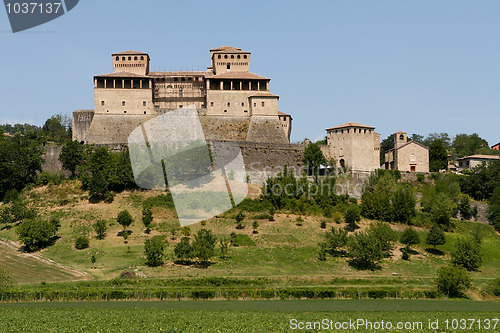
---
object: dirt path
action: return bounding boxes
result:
[0,239,91,282]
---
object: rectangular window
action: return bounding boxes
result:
[101,101,105,106]
[253,103,256,107]
[179,105,183,108]
[210,102,214,107]
[227,102,230,107]
[244,110,248,113]
[122,101,126,106]
[224,110,227,113]
[261,102,265,107]
[143,101,146,106]
[241,102,244,107]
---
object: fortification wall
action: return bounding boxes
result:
[85,114,155,145]
[72,110,94,143]
[245,117,289,144]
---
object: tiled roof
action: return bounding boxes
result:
[326,122,375,131]
[207,72,269,80]
[457,154,500,160]
[210,46,249,53]
[112,50,148,56]
[249,92,279,98]
[94,71,151,78]
[149,71,209,76]
[278,111,290,116]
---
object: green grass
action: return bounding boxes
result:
[0,300,498,332]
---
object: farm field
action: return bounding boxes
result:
[0,300,499,332]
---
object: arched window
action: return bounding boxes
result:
[122,57,125,61]
[227,63,231,70]
[340,159,345,168]
[134,56,138,60]
[218,55,221,59]
[237,55,241,59]
[224,55,228,59]
[141,56,144,60]
[115,56,119,61]
[243,55,247,59]
[128,56,131,60]
[231,55,234,59]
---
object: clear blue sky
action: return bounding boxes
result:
[1,0,499,145]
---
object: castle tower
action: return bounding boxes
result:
[209,46,251,75]
[112,51,150,76]
[394,131,407,149]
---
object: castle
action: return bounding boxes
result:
[73,46,292,146]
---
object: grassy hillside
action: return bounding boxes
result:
[0,179,499,300]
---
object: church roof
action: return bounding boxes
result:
[207,72,269,80]
[112,50,148,56]
[326,122,375,131]
[386,140,429,153]
[94,71,151,78]
[210,46,249,53]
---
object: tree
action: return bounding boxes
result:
[90,254,97,269]
[93,219,107,240]
[142,206,153,233]
[302,142,327,176]
[219,237,230,259]
[400,227,420,251]
[361,173,395,222]
[0,135,44,201]
[460,160,500,201]
[347,232,384,270]
[192,228,217,265]
[16,218,59,252]
[235,211,245,229]
[436,265,471,297]
[60,140,85,178]
[391,185,416,223]
[452,133,488,159]
[144,236,165,267]
[42,114,71,144]
[174,237,193,261]
[322,227,348,257]
[488,187,500,232]
[81,147,115,202]
[429,139,448,172]
[252,220,259,234]
[380,135,394,165]
[430,192,455,226]
[458,194,472,220]
[367,222,397,254]
[117,210,133,235]
[426,224,446,249]
[451,237,482,271]
[344,205,361,229]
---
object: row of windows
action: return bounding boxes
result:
[210,101,265,107]
[96,79,151,89]
[224,110,248,113]
[105,110,148,114]
[101,101,147,107]
[217,54,248,59]
[329,128,373,135]
[115,56,145,61]
[154,77,202,82]
[114,63,145,67]
[215,62,248,66]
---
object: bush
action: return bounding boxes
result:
[347,232,384,270]
[320,220,327,229]
[144,236,165,267]
[367,222,396,254]
[426,224,445,249]
[436,265,471,297]
[322,227,348,257]
[486,278,500,296]
[174,237,193,261]
[16,218,59,252]
[35,171,64,186]
[416,173,425,182]
[93,219,107,240]
[400,227,420,250]
[451,237,482,271]
[142,206,153,232]
[344,205,361,229]
[75,236,89,250]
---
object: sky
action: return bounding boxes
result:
[0,0,499,145]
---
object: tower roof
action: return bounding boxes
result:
[112,50,149,56]
[210,46,249,53]
[326,122,375,131]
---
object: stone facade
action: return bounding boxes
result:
[322,122,381,172]
[383,131,429,172]
[73,46,291,145]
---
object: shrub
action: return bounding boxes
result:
[75,236,89,250]
[416,173,425,182]
[16,218,59,252]
[322,227,348,257]
[486,278,500,296]
[35,171,64,186]
[436,265,471,297]
[181,226,191,236]
[142,206,153,232]
[426,224,445,249]
[320,220,327,229]
[344,205,361,229]
[252,220,259,234]
[451,237,482,271]
[400,227,420,250]
[295,216,304,226]
[347,232,384,270]
[235,211,245,229]
[144,236,165,267]
[93,219,107,240]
